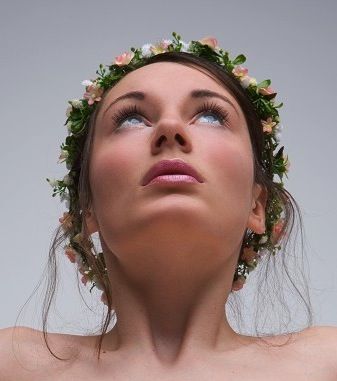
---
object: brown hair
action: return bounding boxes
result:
[23,52,313,360]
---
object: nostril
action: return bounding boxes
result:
[155,133,186,148]
[176,134,185,145]
[156,136,166,147]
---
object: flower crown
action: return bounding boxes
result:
[47,32,289,304]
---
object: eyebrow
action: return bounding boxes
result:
[103,91,145,117]
[191,89,239,116]
[103,88,239,117]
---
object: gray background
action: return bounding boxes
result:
[1,0,336,333]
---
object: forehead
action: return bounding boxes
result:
[100,62,243,114]
[114,61,223,89]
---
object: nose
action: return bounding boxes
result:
[150,117,193,154]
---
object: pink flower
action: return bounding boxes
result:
[114,51,135,66]
[241,247,258,266]
[83,82,104,106]
[231,276,246,291]
[81,274,89,286]
[59,212,73,231]
[261,117,277,133]
[65,246,77,263]
[150,40,171,55]
[161,39,172,49]
[199,36,218,50]
[232,66,248,78]
[271,220,285,245]
[259,86,276,97]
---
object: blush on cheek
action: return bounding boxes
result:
[205,139,255,219]
[89,138,145,235]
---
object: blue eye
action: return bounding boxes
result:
[121,116,143,126]
[112,105,146,129]
[195,102,230,128]
[198,112,222,124]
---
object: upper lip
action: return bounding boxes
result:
[142,159,204,186]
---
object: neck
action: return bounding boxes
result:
[100,237,245,366]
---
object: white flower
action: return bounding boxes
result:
[47,178,58,188]
[274,123,283,142]
[81,79,93,87]
[141,43,153,57]
[180,40,190,52]
[275,123,283,132]
[66,105,72,117]
[60,192,70,203]
[70,99,84,109]
[63,174,72,185]
[240,77,250,89]
[58,149,69,163]
[259,235,268,244]
[240,76,257,89]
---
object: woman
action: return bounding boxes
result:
[1,33,337,380]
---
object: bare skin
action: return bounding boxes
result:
[84,61,268,366]
[1,325,337,380]
[1,62,336,380]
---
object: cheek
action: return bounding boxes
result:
[89,137,143,218]
[202,133,254,210]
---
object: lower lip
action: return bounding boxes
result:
[146,174,200,185]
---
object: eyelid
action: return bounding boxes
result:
[111,101,231,129]
[193,101,231,127]
[111,104,149,128]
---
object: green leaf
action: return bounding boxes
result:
[232,54,246,65]
[257,79,271,89]
[274,102,283,109]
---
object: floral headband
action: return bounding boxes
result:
[47,32,289,304]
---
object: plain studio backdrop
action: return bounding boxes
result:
[0,0,336,334]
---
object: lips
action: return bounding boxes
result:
[142,159,204,186]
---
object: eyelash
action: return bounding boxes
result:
[111,104,145,128]
[111,101,230,129]
[195,101,230,127]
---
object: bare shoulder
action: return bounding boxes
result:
[0,326,91,381]
[298,325,337,350]
[0,326,38,380]
[237,326,337,380]
[0,326,42,381]
[293,325,337,375]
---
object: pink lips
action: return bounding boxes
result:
[142,159,204,186]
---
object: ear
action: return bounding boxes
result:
[246,183,268,234]
[83,207,99,235]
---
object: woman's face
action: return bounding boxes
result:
[87,62,266,261]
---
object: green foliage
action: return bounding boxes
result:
[50,32,290,291]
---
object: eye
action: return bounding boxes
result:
[122,116,143,126]
[198,113,221,124]
[111,105,147,129]
[195,101,230,127]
